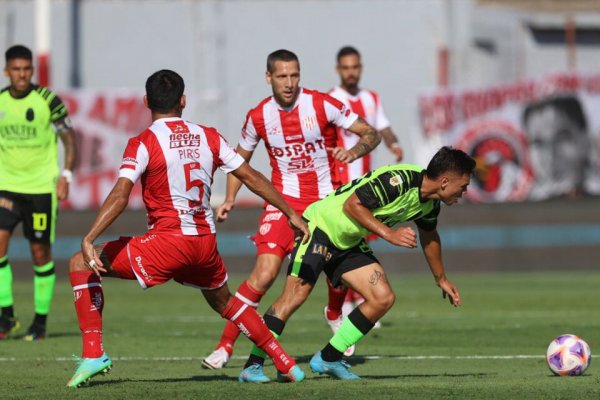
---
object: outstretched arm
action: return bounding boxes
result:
[418,227,461,307]
[330,117,381,163]
[216,146,253,222]
[231,162,309,244]
[81,178,134,275]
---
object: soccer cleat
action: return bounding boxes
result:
[309,352,360,380]
[66,353,112,388]
[238,364,271,383]
[202,346,230,369]
[0,316,20,340]
[323,307,355,357]
[23,323,46,341]
[276,365,305,383]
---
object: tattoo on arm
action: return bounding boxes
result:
[368,270,387,286]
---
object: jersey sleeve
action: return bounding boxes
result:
[373,92,391,131]
[354,170,404,210]
[414,201,440,231]
[218,134,245,173]
[36,87,70,129]
[323,93,359,129]
[238,112,260,152]
[118,137,149,183]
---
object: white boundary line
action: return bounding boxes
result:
[0,354,544,362]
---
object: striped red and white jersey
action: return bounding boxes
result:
[239,87,358,209]
[329,86,390,183]
[119,117,244,235]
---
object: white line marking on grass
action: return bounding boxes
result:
[0,354,544,363]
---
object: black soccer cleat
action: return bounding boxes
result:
[0,315,20,340]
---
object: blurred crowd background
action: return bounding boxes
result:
[4,0,600,208]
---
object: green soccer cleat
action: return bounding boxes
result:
[238,364,271,383]
[66,353,113,388]
[0,316,20,340]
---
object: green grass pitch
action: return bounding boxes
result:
[2,271,599,399]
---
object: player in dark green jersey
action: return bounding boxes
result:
[240,146,475,380]
[0,45,77,340]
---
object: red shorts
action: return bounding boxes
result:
[101,233,227,290]
[251,205,306,258]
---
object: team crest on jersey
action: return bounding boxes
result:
[389,176,402,186]
[259,223,272,235]
[456,119,534,202]
[267,126,282,136]
[302,116,318,131]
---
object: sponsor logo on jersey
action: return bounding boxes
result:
[267,243,277,249]
[263,211,283,222]
[169,132,202,148]
[0,125,37,140]
[140,234,156,244]
[135,255,153,282]
[269,139,325,158]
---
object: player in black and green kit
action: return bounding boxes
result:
[0,45,77,340]
[239,146,475,381]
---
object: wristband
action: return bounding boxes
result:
[61,169,73,183]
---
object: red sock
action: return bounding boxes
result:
[217,281,264,355]
[220,296,295,373]
[70,271,104,358]
[350,289,364,303]
[326,277,346,320]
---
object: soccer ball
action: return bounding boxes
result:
[546,334,591,376]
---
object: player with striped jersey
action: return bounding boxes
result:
[202,49,381,379]
[66,70,309,388]
[325,46,406,344]
[0,45,77,341]
[242,147,475,380]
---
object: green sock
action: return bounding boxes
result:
[33,261,56,315]
[0,256,14,308]
[329,316,367,353]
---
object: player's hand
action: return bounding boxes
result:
[288,214,310,244]
[389,143,404,162]
[326,146,356,163]
[437,277,461,307]
[386,226,417,248]
[216,200,235,222]
[57,177,70,200]
[81,239,106,278]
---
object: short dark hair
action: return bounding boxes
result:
[337,46,360,63]
[266,49,299,73]
[5,45,32,63]
[145,70,185,113]
[426,146,476,179]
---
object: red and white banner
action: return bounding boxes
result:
[59,90,150,209]
[418,72,600,202]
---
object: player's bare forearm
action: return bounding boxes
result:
[225,146,254,202]
[83,178,133,244]
[418,228,446,282]
[347,117,381,161]
[58,127,77,171]
[232,162,294,218]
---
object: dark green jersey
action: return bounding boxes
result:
[303,164,440,249]
[0,85,68,193]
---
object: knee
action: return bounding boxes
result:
[380,291,396,312]
[68,252,87,273]
[248,264,279,292]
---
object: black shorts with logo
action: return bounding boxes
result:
[286,224,379,287]
[0,191,56,244]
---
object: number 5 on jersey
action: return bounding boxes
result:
[184,162,204,208]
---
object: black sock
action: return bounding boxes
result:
[321,307,375,362]
[33,313,47,326]
[1,306,14,319]
[321,343,343,362]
